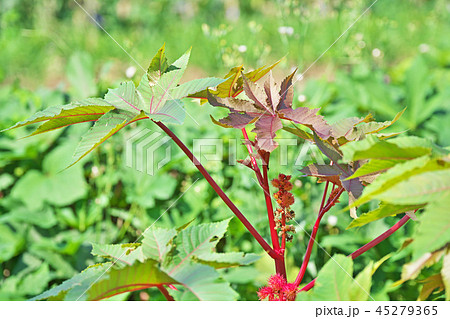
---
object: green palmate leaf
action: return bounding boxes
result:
[171,219,230,263]
[309,254,355,301]
[347,204,424,229]
[142,227,177,263]
[344,159,402,180]
[31,263,110,301]
[1,99,113,133]
[410,196,450,259]
[162,219,249,300]
[3,47,205,170]
[70,109,147,167]
[147,44,169,83]
[91,243,145,267]
[442,251,450,301]
[350,156,445,207]
[342,108,406,141]
[146,99,185,124]
[87,260,179,301]
[145,48,191,110]
[194,252,260,269]
[341,135,432,162]
[349,262,373,301]
[168,263,238,301]
[376,169,450,205]
[105,81,143,114]
[170,77,225,100]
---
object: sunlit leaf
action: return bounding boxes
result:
[344,159,402,180]
[192,58,283,101]
[88,260,178,301]
[442,251,450,301]
[70,109,147,167]
[347,204,424,229]
[349,262,373,301]
[341,135,433,162]
[170,77,225,100]
[91,243,145,267]
[310,254,354,301]
[147,43,169,84]
[168,264,238,301]
[195,252,260,269]
[410,196,450,259]
[142,228,177,263]
[376,170,450,205]
[1,99,113,133]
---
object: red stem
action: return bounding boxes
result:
[241,128,264,186]
[298,214,412,292]
[281,211,286,252]
[241,127,286,276]
[294,187,344,286]
[319,181,330,213]
[263,163,286,277]
[262,161,281,253]
[154,121,281,260]
[349,214,411,259]
[241,128,279,252]
[157,285,175,301]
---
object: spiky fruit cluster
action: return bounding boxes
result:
[328,187,341,207]
[272,174,296,241]
[257,274,298,301]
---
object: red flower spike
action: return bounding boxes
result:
[268,274,286,292]
[283,283,298,301]
[259,275,298,301]
[258,286,274,300]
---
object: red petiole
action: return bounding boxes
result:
[154,120,282,260]
[299,214,412,292]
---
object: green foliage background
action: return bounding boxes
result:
[0,0,449,300]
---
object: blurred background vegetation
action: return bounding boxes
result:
[0,0,449,300]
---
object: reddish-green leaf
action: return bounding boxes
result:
[281,108,331,139]
[88,260,178,300]
[251,115,283,152]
